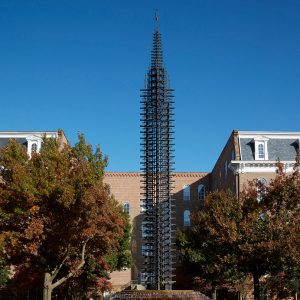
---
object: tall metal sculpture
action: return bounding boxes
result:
[140,13,175,290]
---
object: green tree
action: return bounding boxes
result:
[0,135,131,300]
[177,161,300,300]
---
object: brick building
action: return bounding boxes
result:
[104,129,300,289]
[104,172,209,288]
[210,130,300,195]
[1,129,299,289]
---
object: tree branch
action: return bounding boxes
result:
[50,244,70,281]
[51,238,90,290]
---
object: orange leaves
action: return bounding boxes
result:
[24,217,44,240]
[0,134,130,293]
[29,205,40,213]
[178,165,300,295]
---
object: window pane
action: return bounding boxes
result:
[198,185,205,200]
[123,202,130,214]
[31,143,38,153]
[141,199,147,212]
[184,210,191,226]
[258,144,264,159]
[183,184,190,201]
[142,222,153,238]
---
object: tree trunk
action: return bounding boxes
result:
[212,287,217,300]
[253,273,260,300]
[42,240,89,300]
[43,272,53,300]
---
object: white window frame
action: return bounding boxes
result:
[26,136,42,158]
[183,184,190,201]
[183,210,191,226]
[197,184,205,201]
[254,137,269,161]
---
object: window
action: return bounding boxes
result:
[142,244,154,257]
[224,160,228,176]
[254,137,269,160]
[231,149,235,160]
[31,143,38,153]
[258,144,264,159]
[183,184,190,201]
[198,184,205,201]
[142,222,153,238]
[184,210,191,226]
[257,178,267,202]
[141,199,147,212]
[123,202,130,214]
[140,272,154,284]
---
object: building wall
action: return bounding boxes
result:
[210,130,238,194]
[104,172,209,288]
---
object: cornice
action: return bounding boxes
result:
[105,172,208,178]
[229,160,296,174]
[105,172,140,177]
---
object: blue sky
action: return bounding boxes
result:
[1,0,300,172]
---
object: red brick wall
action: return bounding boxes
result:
[104,172,209,288]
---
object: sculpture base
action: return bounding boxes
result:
[111,290,210,300]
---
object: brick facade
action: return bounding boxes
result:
[105,130,300,289]
[104,172,209,288]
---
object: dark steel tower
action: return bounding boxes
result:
[140,13,175,290]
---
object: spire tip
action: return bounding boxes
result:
[155,9,159,31]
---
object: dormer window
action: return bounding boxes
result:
[31,143,38,154]
[254,137,269,160]
[26,136,42,158]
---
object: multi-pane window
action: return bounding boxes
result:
[123,202,130,214]
[198,184,205,201]
[142,244,154,257]
[258,143,265,159]
[142,222,153,238]
[184,210,191,226]
[254,139,268,160]
[183,184,190,201]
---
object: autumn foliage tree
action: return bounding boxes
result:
[177,160,300,300]
[0,135,131,299]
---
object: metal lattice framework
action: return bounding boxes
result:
[140,19,175,290]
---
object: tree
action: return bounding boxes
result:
[0,134,131,300]
[176,191,246,299]
[177,161,300,300]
